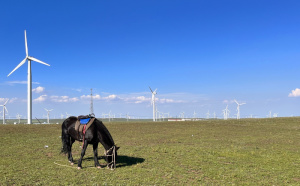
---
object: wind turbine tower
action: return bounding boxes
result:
[0,99,9,124]
[149,87,157,122]
[90,88,94,116]
[234,99,246,119]
[44,108,53,124]
[7,30,50,124]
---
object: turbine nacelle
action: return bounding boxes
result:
[149,87,157,95]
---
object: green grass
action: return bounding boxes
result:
[1,118,300,185]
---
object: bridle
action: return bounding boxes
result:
[105,145,116,169]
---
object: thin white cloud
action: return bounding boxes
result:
[122,94,184,104]
[122,96,151,104]
[32,86,45,93]
[33,95,48,103]
[134,96,150,104]
[288,88,300,97]
[102,94,120,101]
[72,88,82,92]
[9,97,18,103]
[158,98,183,104]
[5,81,40,85]
[222,99,235,104]
[51,96,79,103]
[80,94,101,100]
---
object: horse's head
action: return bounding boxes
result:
[105,145,120,169]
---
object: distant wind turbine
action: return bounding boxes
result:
[149,87,157,122]
[45,108,53,124]
[181,111,185,119]
[206,110,210,119]
[193,111,197,119]
[66,112,71,118]
[16,113,22,124]
[234,100,246,119]
[222,105,230,120]
[0,99,9,124]
[7,30,50,124]
[268,111,272,118]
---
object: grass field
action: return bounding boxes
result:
[1,118,300,185]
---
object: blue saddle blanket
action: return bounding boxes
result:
[80,118,91,125]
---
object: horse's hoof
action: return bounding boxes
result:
[70,162,74,166]
[77,167,82,170]
[97,166,101,169]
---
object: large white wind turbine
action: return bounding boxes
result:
[0,99,9,124]
[234,99,246,119]
[7,30,50,124]
[149,87,157,122]
[45,108,53,124]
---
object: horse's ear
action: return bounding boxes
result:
[116,146,120,151]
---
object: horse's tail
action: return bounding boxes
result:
[61,119,69,154]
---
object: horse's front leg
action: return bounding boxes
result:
[77,140,88,169]
[93,143,101,168]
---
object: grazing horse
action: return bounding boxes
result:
[61,116,119,169]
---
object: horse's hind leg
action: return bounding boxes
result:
[93,143,101,168]
[77,140,88,169]
[68,138,75,165]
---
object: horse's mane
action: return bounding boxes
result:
[94,119,115,147]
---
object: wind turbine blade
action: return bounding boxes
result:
[5,107,8,113]
[154,89,157,93]
[4,99,9,105]
[149,86,153,93]
[28,57,50,66]
[25,30,28,57]
[7,57,27,77]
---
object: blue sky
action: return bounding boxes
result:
[1,0,300,119]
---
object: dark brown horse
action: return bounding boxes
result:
[61,116,119,169]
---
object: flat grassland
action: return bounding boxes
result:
[0,118,300,185]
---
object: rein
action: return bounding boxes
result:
[105,145,116,169]
[82,125,87,149]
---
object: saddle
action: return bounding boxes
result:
[75,115,95,141]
